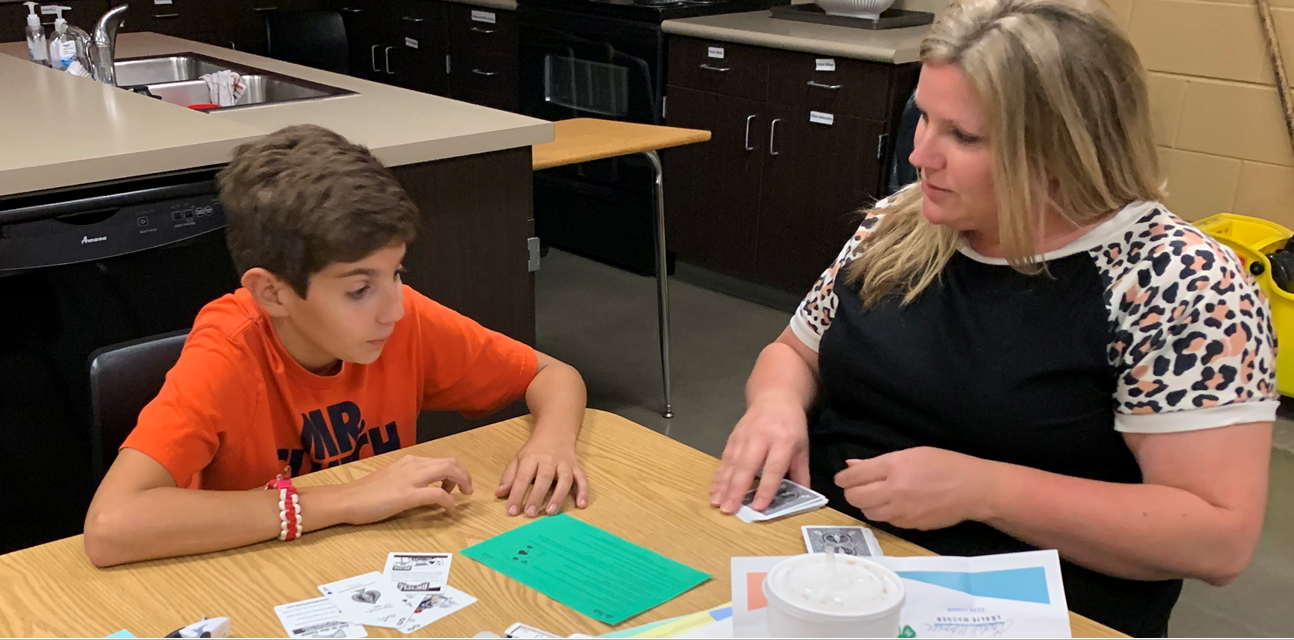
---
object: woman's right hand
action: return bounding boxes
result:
[340,454,474,525]
[710,394,811,515]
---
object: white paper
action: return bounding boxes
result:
[40,5,58,14]
[707,46,725,59]
[383,552,452,594]
[815,58,835,71]
[730,556,784,638]
[471,9,496,23]
[405,37,418,49]
[396,586,477,634]
[875,551,1071,638]
[506,622,561,638]
[318,571,417,629]
[674,617,733,638]
[153,0,173,5]
[809,111,835,126]
[731,551,1071,639]
[274,596,368,639]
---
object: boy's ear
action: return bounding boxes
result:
[241,267,296,318]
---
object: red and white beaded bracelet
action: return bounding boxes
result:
[266,471,302,541]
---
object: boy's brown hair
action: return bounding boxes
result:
[217,124,419,297]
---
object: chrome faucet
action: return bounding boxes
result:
[71,4,128,85]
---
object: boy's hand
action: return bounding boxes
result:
[496,435,589,517]
[340,455,473,525]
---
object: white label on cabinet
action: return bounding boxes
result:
[815,58,836,71]
[405,37,419,49]
[810,111,835,126]
[471,9,496,23]
[707,46,725,59]
[153,0,172,5]
[40,5,58,14]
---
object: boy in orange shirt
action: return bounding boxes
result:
[84,125,590,567]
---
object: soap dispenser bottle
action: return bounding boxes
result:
[23,2,50,67]
[46,6,87,72]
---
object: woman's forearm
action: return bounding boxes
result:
[746,339,818,412]
[982,462,1261,585]
[83,483,351,567]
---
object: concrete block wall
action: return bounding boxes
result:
[1109,0,1294,225]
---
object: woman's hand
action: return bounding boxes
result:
[340,455,474,525]
[710,395,811,515]
[834,447,999,530]
[496,435,590,517]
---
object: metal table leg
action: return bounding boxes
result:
[644,150,673,419]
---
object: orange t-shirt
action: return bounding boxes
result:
[122,285,537,491]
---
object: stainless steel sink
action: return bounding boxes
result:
[113,53,354,111]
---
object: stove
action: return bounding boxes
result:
[518,0,790,274]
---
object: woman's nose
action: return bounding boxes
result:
[908,120,942,174]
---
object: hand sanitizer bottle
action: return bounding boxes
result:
[23,2,49,67]
[46,6,85,71]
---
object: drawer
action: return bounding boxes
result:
[448,3,517,58]
[393,0,449,46]
[667,36,768,101]
[120,0,225,35]
[452,48,518,111]
[766,50,892,120]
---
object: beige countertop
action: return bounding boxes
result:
[0,32,549,198]
[662,9,929,64]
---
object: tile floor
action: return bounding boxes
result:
[535,249,1294,638]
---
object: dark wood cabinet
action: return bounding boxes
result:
[664,35,917,295]
[664,86,764,280]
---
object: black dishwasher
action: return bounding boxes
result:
[0,170,239,553]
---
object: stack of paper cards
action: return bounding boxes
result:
[802,525,884,556]
[736,479,827,523]
[274,552,475,638]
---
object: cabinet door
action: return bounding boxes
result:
[450,48,517,111]
[327,0,382,79]
[663,85,766,279]
[757,107,886,293]
[391,1,449,96]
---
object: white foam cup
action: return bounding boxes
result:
[762,552,905,638]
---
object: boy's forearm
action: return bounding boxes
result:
[524,360,587,443]
[84,484,353,567]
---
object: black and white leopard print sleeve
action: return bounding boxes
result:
[790,212,886,353]
[1092,206,1279,433]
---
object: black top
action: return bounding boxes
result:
[791,200,1278,638]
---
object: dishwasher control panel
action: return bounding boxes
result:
[0,193,226,272]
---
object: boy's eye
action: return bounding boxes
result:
[395,267,409,281]
[347,285,371,300]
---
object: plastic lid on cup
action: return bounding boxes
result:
[767,551,904,617]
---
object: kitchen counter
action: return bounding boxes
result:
[0,32,550,198]
[661,9,929,64]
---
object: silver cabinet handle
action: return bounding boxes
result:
[699,63,730,72]
[252,5,279,11]
[153,12,180,18]
[445,54,451,74]
[470,26,495,34]
[370,44,380,72]
[339,6,363,13]
[384,46,394,74]
[229,41,237,50]
[807,80,842,90]
[472,68,497,76]
[402,15,425,22]
[769,118,781,156]
[744,114,756,151]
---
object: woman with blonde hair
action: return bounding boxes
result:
[709,0,1276,635]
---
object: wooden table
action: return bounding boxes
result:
[532,120,712,420]
[0,411,1123,638]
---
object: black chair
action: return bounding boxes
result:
[88,330,189,481]
[886,91,921,197]
[265,9,350,75]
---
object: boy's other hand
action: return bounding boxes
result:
[341,455,473,525]
[496,436,589,517]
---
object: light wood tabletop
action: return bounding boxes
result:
[531,118,711,170]
[0,410,1124,638]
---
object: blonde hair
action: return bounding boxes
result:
[845,0,1164,306]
